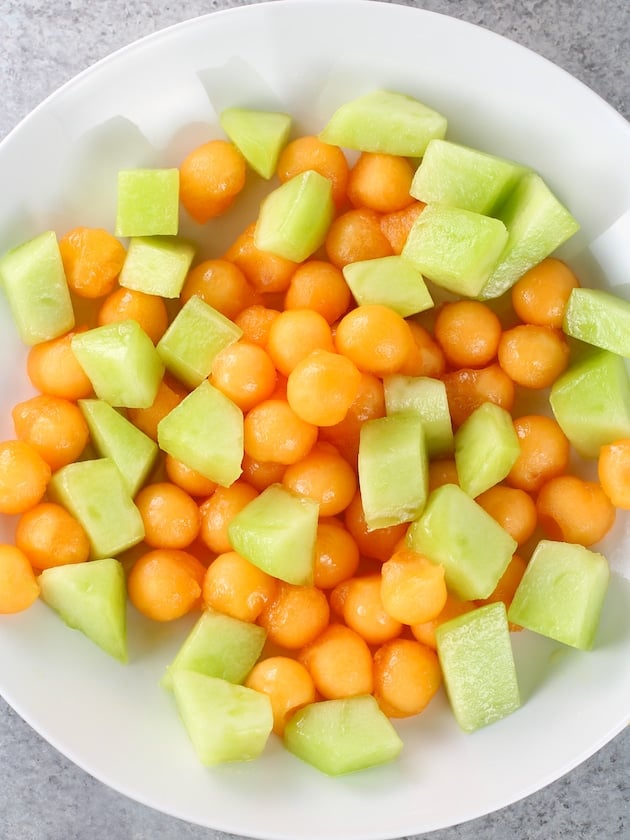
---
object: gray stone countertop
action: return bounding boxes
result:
[0,1,628,839]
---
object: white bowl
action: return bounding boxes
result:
[1,2,629,838]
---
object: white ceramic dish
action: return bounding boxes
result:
[1,2,629,838]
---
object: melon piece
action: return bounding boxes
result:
[71,320,164,409]
[0,230,75,345]
[78,398,158,496]
[406,483,517,600]
[49,458,145,559]
[284,695,403,775]
[454,402,521,498]
[162,608,267,691]
[172,671,273,766]
[507,540,610,650]
[549,349,630,458]
[118,235,195,299]
[436,601,520,733]
[228,483,318,586]
[157,380,243,487]
[220,107,292,179]
[563,287,630,357]
[115,168,179,237]
[358,413,429,530]
[342,255,434,318]
[383,374,453,457]
[319,89,447,157]
[401,204,508,297]
[254,170,334,262]
[39,557,127,662]
[156,295,242,388]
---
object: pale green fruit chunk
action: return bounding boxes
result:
[383,374,453,457]
[0,230,74,345]
[319,89,447,157]
[39,557,128,663]
[342,255,434,317]
[162,608,267,691]
[255,170,334,262]
[157,380,243,487]
[454,402,521,498]
[172,671,273,766]
[115,168,179,237]
[563,288,630,357]
[78,398,158,496]
[358,413,429,530]
[436,602,520,733]
[157,295,242,388]
[118,235,195,299]
[71,320,164,409]
[402,204,508,297]
[549,349,630,458]
[220,107,292,179]
[508,540,610,650]
[407,483,517,600]
[228,484,318,585]
[49,458,145,559]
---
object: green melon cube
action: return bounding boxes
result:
[401,204,508,297]
[118,235,195,299]
[436,602,520,733]
[406,483,517,600]
[172,671,273,766]
[358,413,429,530]
[319,89,447,157]
[49,458,145,559]
[454,402,521,498]
[383,374,453,457]
[0,230,75,345]
[71,320,164,409]
[254,170,334,262]
[156,295,242,388]
[115,168,179,237]
[342,255,434,317]
[563,288,630,357]
[507,540,610,650]
[220,107,292,179]
[283,695,403,776]
[157,380,243,487]
[228,484,318,586]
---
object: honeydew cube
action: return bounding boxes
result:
[254,170,334,262]
[319,89,447,157]
[228,484,318,586]
[402,204,508,297]
[383,374,453,457]
[118,235,195,299]
[436,601,520,733]
[508,540,610,650]
[115,168,179,237]
[156,295,242,388]
[283,695,403,776]
[454,402,521,498]
[71,320,164,408]
[342,255,434,317]
[0,230,75,345]
[49,458,145,559]
[563,287,630,357]
[157,379,243,487]
[406,483,517,600]
[358,413,429,530]
[220,107,292,179]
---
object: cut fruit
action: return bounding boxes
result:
[118,235,195,299]
[115,168,179,237]
[507,539,610,650]
[228,483,318,586]
[454,402,521,498]
[342,255,434,318]
[39,557,127,662]
[172,671,273,766]
[220,107,292,179]
[283,695,403,776]
[319,89,447,157]
[436,601,520,732]
[383,374,453,457]
[563,287,630,357]
[0,230,75,345]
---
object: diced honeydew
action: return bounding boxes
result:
[383,374,454,457]
[342,255,434,318]
[115,168,179,237]
[118,235,195,299]
[454,402,521,498]
[220,107,292,179]
[563,287,630,357]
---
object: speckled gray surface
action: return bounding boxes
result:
[0,1,629,839]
